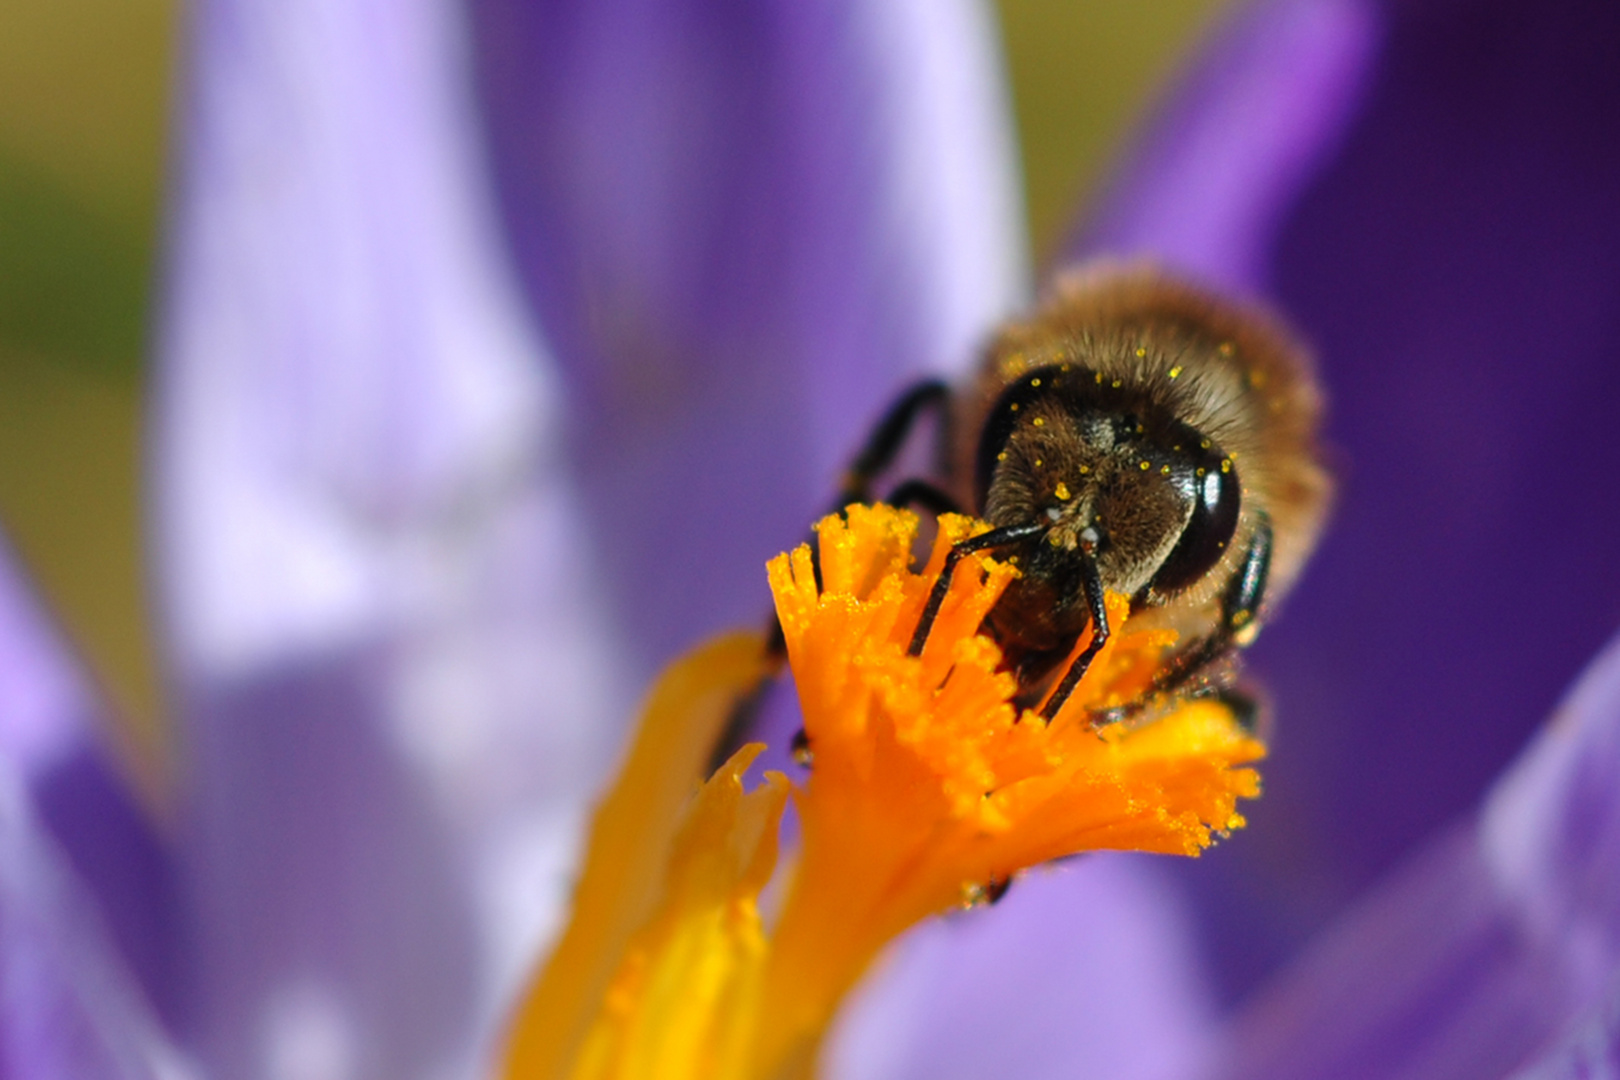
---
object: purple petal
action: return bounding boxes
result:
[1,765,191,1079]
[1217,628,1620,1079]
[1072,0,1382,292]
[467,0,1029,675]
[1203,0,1620,1000]
[998,0,1384,1011]
[1065,0,1620,1008]
[1509,983,1620,1080]
[0,539,179,1027]
[157,0,627,1072]
[826,855,1219,1080]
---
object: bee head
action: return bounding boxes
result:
[977,366,1240,602]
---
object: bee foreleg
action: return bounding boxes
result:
[909,522,1045,657]
[1038,551,1111,720]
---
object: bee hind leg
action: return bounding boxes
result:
[1209,684,1270,738]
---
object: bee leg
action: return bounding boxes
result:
[812,383,952,591]
[1038,551,1111,720]
[766,485,972,770]
[1092,514,1274,727]
[706,665,784,775]
[712,381,952,772]
[884,479,962,517]
[1209,685,1269,738]
[787,381,956,650]
[1162,513,1273,694]
[835,379,952,508]
[909,522,1046,656]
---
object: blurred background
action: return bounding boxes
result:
[0,0,1233,788]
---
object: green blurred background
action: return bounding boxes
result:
[0,0,1228,780]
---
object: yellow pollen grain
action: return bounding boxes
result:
[1196,467,1206,477]
[1219,341,1235,357]
[1034,458,1043,467]
[1032,417,1045,427]
[1079,465,1090,475]
[1048,532,1064,547]
[1160,465,1171,475]
[1135,346,1147,358]
[1221,459,1232,473]
[1054,482,1071,500]
[1200,438,1212,450]
[1168,366,1183,379]
[1030,377,1042,387]
[1009,403,1019,411]
[1095,372,1104,384]
[1139,461,1151,471]
[1060,364,1072,373]
[997,451,1008,462]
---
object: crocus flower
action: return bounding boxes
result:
[4,1,1620,1080]
[504,504,1268,1078]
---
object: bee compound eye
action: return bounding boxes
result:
[1149,458,1241,596]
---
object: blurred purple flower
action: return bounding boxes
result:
[3,0,1620,1077]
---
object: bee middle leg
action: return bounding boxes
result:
[710,379,954,771]
[1092,514,1274,727]
[884,478,962,517]
[834,379,952,508]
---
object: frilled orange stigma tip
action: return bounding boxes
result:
[503,504,1265,1080]
[750,503,1264,1073]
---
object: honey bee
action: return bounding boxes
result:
[832,263,1332,723]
